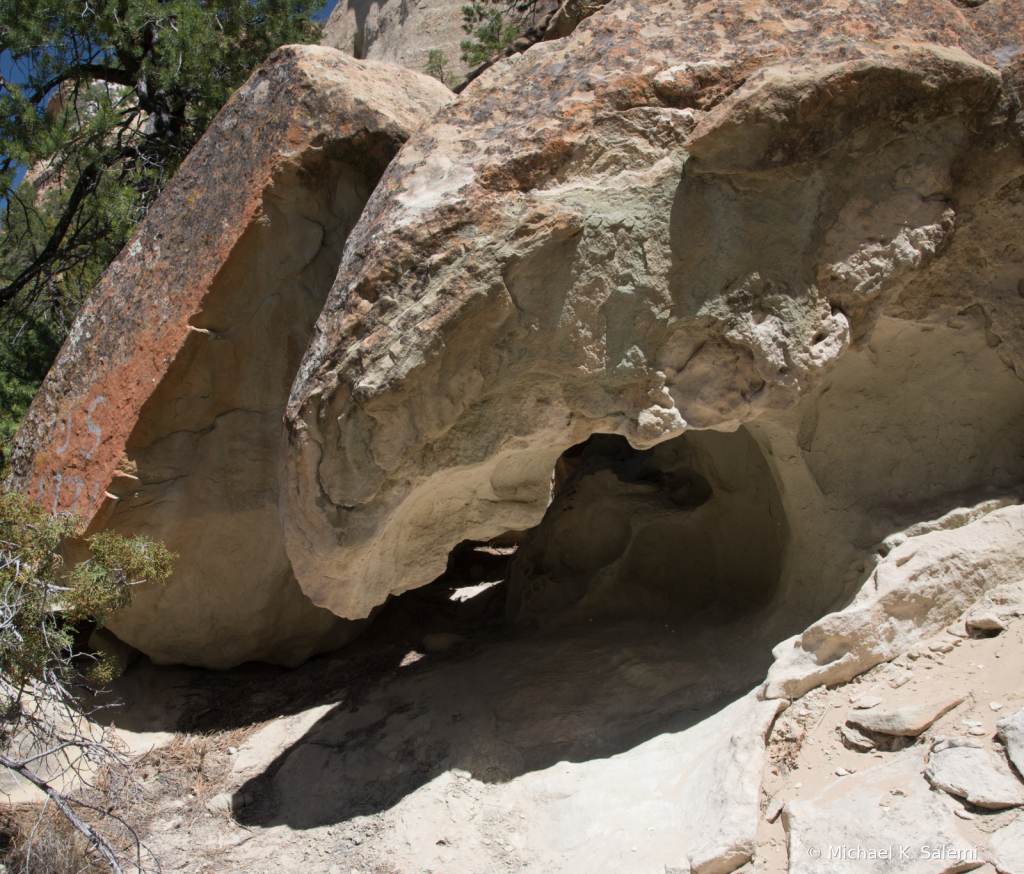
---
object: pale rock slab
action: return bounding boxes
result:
[847,695,965,737]
[998,708,1024,777]
[926,740,1024,809]
[989,815,1024,874]
[784,752,984,874]
[968,613,1009,634]
[766,505,1024,699]
[515,691,785,874]
[683,698,789,874]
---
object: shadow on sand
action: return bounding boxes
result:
[102,545,775,830]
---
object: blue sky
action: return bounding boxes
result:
[317,0,339,22]
[1,49,29,194]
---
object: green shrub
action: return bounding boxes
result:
[460,2,521,66]
[424,49,458,90]
[0,490,174,689]
[0,487,175,872]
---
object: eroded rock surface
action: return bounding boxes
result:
[766,502,1024,699]
[6,46,452,668]
[506,428,785,627]
[283,0,1024,690]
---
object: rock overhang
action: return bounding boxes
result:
[6,0,1024,685]
[280,0,1024,647]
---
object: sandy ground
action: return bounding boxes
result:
[4,550,1022,873]
[756,616,1024,874]
[109,570,779,873]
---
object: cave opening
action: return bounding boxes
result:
[505,426,787,631]
[373,424,788,655]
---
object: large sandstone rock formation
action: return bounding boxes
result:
[5,46,452,668]
[7,0,1024,707]
[8,2,1024,871]
[282,0,1024,694]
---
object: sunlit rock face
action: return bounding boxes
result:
[281,0,1024,665]
[320,0,561,81]
[5,46,452,668]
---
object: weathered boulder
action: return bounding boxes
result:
[6,46,452,668]
[282,0,1024,684]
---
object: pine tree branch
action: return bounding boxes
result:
[28,64,136,106]
[0,160,103,308]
